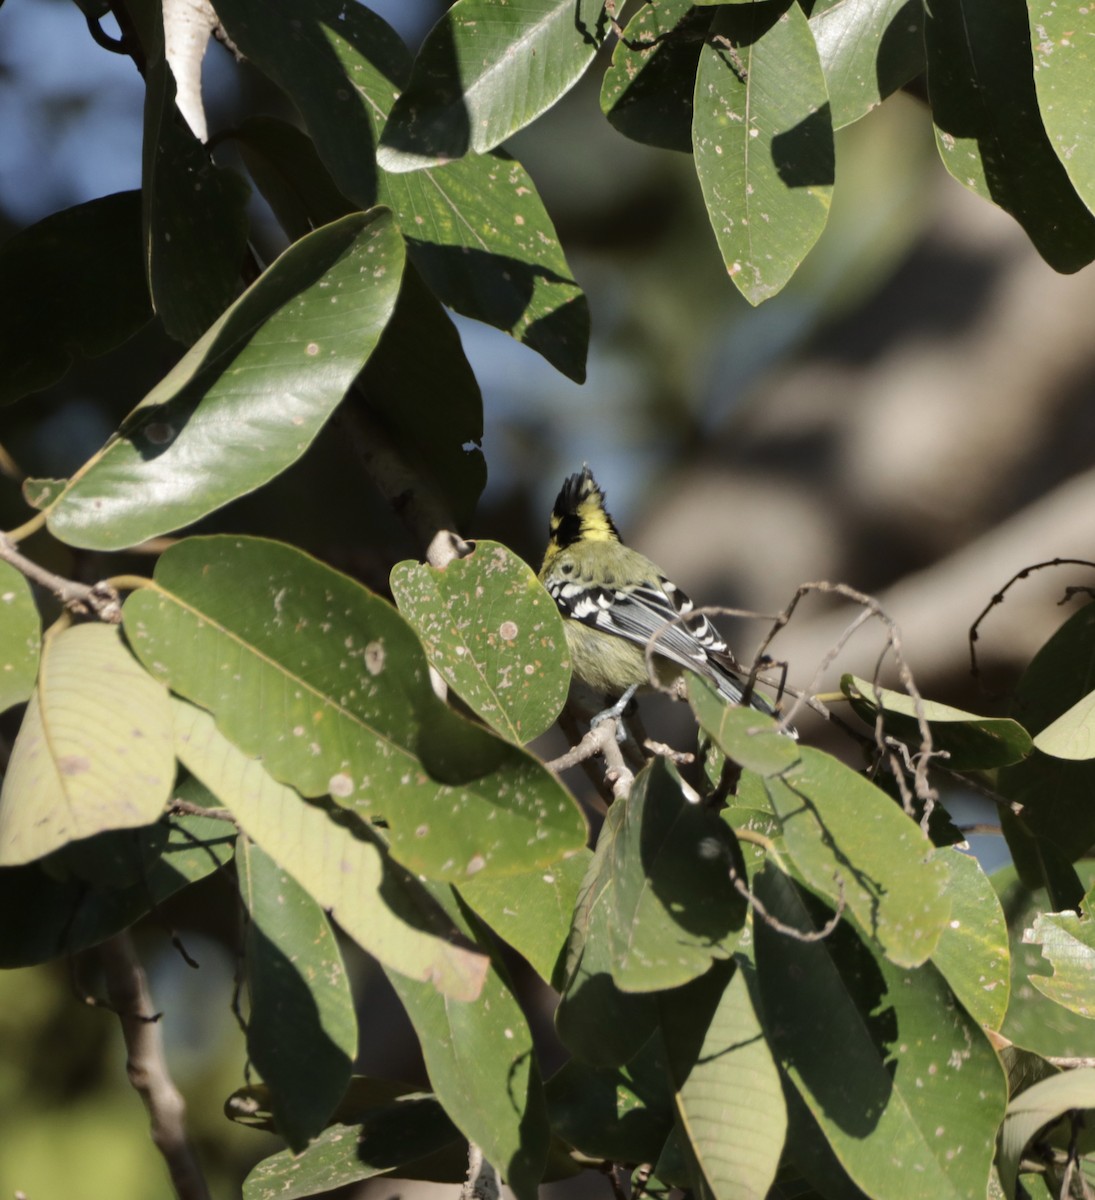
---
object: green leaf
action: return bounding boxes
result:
[1026,909,1095,1019]
[214,0,412,210]
[242,1092,464,1200]
[0,624,175,865]
[0,563,40,713]
[693,2,833,305]
[545,1033,674,1163]
[45,211,404,550]
[998,1069,1095,1199]
[459,850,589,985]
[171,697,489,1000]
[924,0,1095,273]
[929,847,1010,1030]
[752,747,950,966]
[1032,686,1095,759]
[124,536,586,882]
[575,757,745,994]
[380,152,590,383]
[841,674,1033,770]
[754,868,1007,1200]
[600,1,714,153]
[659,960,786,1200]
[129,0,250,344]
[239,840,356,1149]
[378,0,609,171]
[0,797,234,969]
[1000,604,1095,863]
[356,264,485,528]
[391,542,569,743]
[0,192,151,405]
[1029,5,1095,214]
[385,892,550,1200]
[808,0,924,129]
[690,680,801,775]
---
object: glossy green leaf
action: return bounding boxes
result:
[754,868,1007,1200]
[1000,604,1095,863]
[1029,4,1095,214]
[580,757,744,993]
[808,0,924,129]
[171,697,489,1000]
[238,839,356,1149]
[924,0,1095,273]
[752,747,950,966]
[545,1032,674,1162]
[842,674,1033,770]
[660,961,786,1200]
[385,890,549,1200]
[459,850,589,985]
[929,847,1010,1030]
[998,1069,1095,1199]
[45,210,404,550]
[129,0,250,344]
[124,537,586,882]
[0,624,175,865]
[380,153,590,383]
[0,795,234,968]
[693,3,834,305]
[214,0,413,210]
[1026,909,1095,1019]
[600,1,714,153]
[0,563,40,713]
[1032,685,1095,759]
[242,1091,464,1200]
[356,264,486,528]
[391,541,569,743]
[378,0,609,171]
[0,192,151,405]
[690,679,801,775]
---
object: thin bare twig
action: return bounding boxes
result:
[461,1142,500,1200]
[0,533,124,620]
[98,933,211,1200]
[547,719,635,802]
[730,867,846,942]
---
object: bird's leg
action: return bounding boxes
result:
[590,684,640,742]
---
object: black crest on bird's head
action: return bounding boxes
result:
[549,466,621,550]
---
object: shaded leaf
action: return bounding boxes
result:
[930,846,1010,1030]
[660,960,786,1200]
[1026,908,1095,1019]
[1032,686,1095,759]
[1028,4,1095,215]
[693,3,833,305]
[459,850,589,985]
[384,889,550,1200]
[239,839,356,1149]
[0,624,174,865]
[0,192,151,405]
[690,679,801,776]
[752,746,950,966]
[601,1,714,153]
[123,536,587,882]
[842,673,1033,770]
[808,0,924,129]
[754,868,1007,1200]
[0,563,40,713]
[391,541,569,743]
[242,1091,464,1200]
[0,794,234,969]
[378,0,609,170]
[46,211,404,550]
[924,0,1095,273]
[129,0,250,343]
[380,152,590,382]
[998,1069,1095,1199]
[171,697,489,1000]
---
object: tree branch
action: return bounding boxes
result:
[0,533,123,621]
[98,933,211,1200]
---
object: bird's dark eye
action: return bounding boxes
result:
[560,562,573,575]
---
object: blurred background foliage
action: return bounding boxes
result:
[3,0,1095,1194]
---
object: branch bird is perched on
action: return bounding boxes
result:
[540,466,793,733]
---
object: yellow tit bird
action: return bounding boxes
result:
[540,466,792,729]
